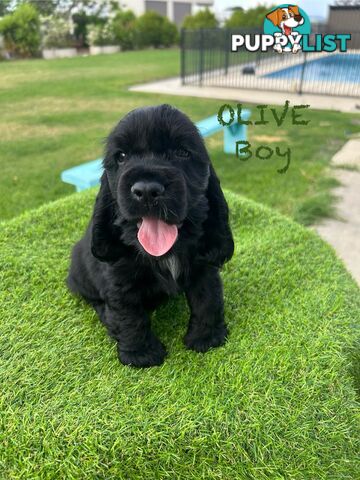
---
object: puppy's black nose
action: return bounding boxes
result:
[294,15,302,21]
[131,181,165,202]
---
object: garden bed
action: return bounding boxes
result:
[89,45,120,55]
[0,189,359,478]
[42,47,77,59]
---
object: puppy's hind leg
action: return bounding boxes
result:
[89,300,106,323]
[67,271,106,322]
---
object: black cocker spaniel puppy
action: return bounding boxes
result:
[67,104,234,367]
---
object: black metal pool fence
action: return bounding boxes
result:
[180,27,360,98]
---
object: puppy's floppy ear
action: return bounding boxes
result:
[289,5,300,16]
[266,8,282,27]
[91,172,124,262]
[198,164,234,267]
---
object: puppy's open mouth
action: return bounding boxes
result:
[137,218,178,257]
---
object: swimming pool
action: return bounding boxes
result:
[265,54,360,83]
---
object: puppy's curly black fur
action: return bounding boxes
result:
[67,105,234,367]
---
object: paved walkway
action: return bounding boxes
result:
[315,139,360,285]
[130,77,360,113]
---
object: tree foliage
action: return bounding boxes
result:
[182,8,218,30]
[26,1,58,16]
[111,9,136,50]
[0,3,41,57]
[87,22,114,46]
[0,0,12,17]
[0,0,119,17]
[225,5,275,29]
[134,11,178,48]
[41,14,73,48]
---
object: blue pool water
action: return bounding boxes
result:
[265,54,360,83]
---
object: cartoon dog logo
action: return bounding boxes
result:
[266,5,304,54]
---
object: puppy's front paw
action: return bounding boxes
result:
[184,323,228,353]
[117,336,167,368]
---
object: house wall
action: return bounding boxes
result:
[328,6,360,32]
[119,0,214,26]
[145,1,167,16]
[174,2,192,25]
[327,6,360,49]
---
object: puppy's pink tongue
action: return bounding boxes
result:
[138,218,178,257]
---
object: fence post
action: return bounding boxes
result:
[180,28,185,86]
[224,29,229,75]
[199,29,204,86]
[299,51,307,95]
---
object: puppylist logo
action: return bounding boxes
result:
[232,4,351,54]
[264,5,310,54]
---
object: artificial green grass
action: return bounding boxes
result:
[0,49,359,222]
[0,190,359,479]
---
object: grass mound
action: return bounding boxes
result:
[0,190,359,479]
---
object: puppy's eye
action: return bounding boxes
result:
[116,151,126,164]
[282,14,287,19]
[175,148,190,158]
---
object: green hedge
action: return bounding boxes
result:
[134,11,178,48]
[182,8,218,30]
[225,6,272,29]
[0,3,40,58]
[111,9,136,50]
[0,190,359,479]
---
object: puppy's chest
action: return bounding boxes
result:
[154,255,182,294]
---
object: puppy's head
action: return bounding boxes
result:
[95,105,211,258]
[266,5,303,31]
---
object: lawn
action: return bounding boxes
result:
[0,189,359,479]
[0,49,359,222]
